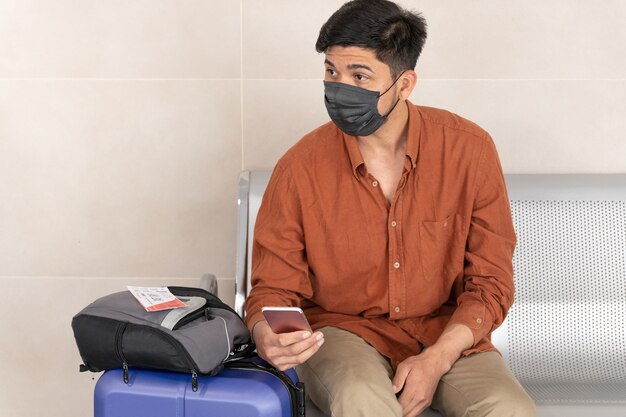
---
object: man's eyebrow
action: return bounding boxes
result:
[324,59,375,73]
[348,63,374,73]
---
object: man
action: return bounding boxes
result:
[244,1,536,416]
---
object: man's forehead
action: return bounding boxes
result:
[324,45,383,68]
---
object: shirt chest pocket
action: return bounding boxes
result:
[419,213,465,283]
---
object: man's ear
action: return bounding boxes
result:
[399,70,417,100]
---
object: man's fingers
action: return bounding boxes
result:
[253,322,325,370]
[398,389,416,412]
[398,380,431,417]
[276,330,315,347]
[264,331,324,369]
[277,331,323,350]
[402,397,429,417]
[288,332,324,354]
[272,336,325,370]
[392,364,409,393]
[294,334,324,361]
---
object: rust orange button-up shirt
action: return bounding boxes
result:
[245,101,517,368]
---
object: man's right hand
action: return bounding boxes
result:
[252,320,324,371]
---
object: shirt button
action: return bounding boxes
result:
[394,307,401,313]
[372,180,379,187]
[391,220,397,227]
[476,318,483,324]
[393,262,400,269]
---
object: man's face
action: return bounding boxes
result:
[324,45,399,116]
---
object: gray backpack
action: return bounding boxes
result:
[71,286,254,390]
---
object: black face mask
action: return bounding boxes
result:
[323,72,405,137]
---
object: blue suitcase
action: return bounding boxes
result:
[95,361,305,417]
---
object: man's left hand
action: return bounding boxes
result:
[393,323,474,416]
[392,349,450,417]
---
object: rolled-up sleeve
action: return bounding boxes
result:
[447,136,517,345]
[244,163,313,332]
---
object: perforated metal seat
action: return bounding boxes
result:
[236,171,626,417]
[491,175,626,416]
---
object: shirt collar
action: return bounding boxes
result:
[343,100,421,179]
[344,131,366,178]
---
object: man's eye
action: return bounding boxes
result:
[355,74,367,81]
[326,68,336,76]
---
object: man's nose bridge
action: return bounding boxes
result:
[336,74,358,87]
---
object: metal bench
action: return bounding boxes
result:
[235,171,626,417]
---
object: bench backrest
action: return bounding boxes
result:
[235,171,626,403]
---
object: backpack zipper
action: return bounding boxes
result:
[141,325,202,390]
[191,370,198,392]
[114,323,129,384]
[114,323,201,390]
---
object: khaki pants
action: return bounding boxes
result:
[296,327,536,417]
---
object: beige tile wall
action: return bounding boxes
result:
[0,80,240,277]
[0,1,624,416]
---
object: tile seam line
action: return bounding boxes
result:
[240,0,244,171]
[0,275,234,279]
[0,78,624,81]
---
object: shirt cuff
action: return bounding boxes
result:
[447,297,494,346]
[245,310,266,334]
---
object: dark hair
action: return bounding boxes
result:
[315,0,427,78]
